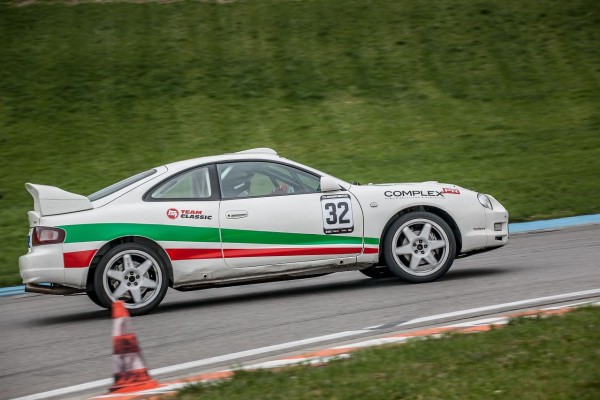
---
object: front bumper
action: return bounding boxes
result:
[485,196,509,247]
[19,244,88,289]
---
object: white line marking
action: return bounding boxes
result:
[364,324,385,329]
[10,288,600,400]
[397,288,600,327]
[10,379,113,400]
[243,354,352,370]
[447,317,509,328]
[333,336,410,349]
[151,329,367,375]
[541,301,590,310]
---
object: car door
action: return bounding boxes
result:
[143,164,226,284]
[217,161,364,269]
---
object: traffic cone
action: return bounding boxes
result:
[109,301,159,393]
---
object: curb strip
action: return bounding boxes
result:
[89,300,600,400]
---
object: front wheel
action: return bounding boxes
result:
[383,212,456,283]
[359,265,395,279]
[93,243,169,316]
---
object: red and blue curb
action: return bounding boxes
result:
[88,300,600,400]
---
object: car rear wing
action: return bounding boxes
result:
[25,183,93,216]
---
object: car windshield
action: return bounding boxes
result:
[88,169,157,201]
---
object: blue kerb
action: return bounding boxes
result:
[0,285,25,297]
[509,214,600,234]
[0,283,49,297]
[1,214,599,296]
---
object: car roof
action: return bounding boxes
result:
[162,148,285,173]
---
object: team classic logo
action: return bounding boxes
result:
[166,208,179,219]
[166,209,213,220]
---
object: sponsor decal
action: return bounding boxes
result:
[384,190,444,199]
[166,208,179,219]
[167,208,213,220]
[181,209,213,220]
[321,194,354,234]
[442,188,460,195]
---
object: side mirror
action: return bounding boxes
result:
[320,176,342,192]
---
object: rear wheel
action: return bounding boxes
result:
[93,243,168,316]
[85,289,106,308]
[383,211,456,283]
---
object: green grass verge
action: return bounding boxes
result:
[177,307,600,399]
[1,0,599,285]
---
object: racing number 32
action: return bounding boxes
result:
[321,194,354,234]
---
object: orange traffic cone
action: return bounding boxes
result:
[109,301,159,393]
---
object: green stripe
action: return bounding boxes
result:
[364,237,380,245]
[222,229,366,246]
[59,223,380,246]
[59,223,220,244]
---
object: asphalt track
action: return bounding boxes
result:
[1,224,600,399]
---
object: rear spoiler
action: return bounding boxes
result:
[25,183,93,216]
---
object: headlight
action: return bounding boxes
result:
[477,193,493,210]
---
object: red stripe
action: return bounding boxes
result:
[63,250,96,268]
[166,248,223,261]
[224,247,363,258]
[166,247,380,261]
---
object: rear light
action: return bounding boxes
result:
[32,226,66,246]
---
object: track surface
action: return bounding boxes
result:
[2,225,600,399]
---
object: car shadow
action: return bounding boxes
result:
[30,276,400,324]
[153,276,404,315]
[440,267,510,282]
[154,266,510,315]
[32,267,510,323]
[32,308,110,325]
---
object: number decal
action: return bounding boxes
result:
[337,202,350,224]
[321,194,354,234]
[324,203,337,224]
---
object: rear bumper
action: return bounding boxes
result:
[19,244,88,289]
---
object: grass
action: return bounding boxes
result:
[1,0,599,285]
[177,307,600,399]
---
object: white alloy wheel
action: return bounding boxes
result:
[93,243,168,315]
[384,212,456,283]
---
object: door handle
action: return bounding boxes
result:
[226,210,248,219]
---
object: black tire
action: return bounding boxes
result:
[359,265,395,279]
[383,211,456,283]
[93,243,169,316]
[85,289,107,308]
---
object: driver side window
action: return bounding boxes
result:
[217,161,320,199]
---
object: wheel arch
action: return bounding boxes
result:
[378,205,463,264]
[86,236,174,292]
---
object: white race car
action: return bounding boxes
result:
[20,148,508,315]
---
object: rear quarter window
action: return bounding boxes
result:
[88,169,157,201]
